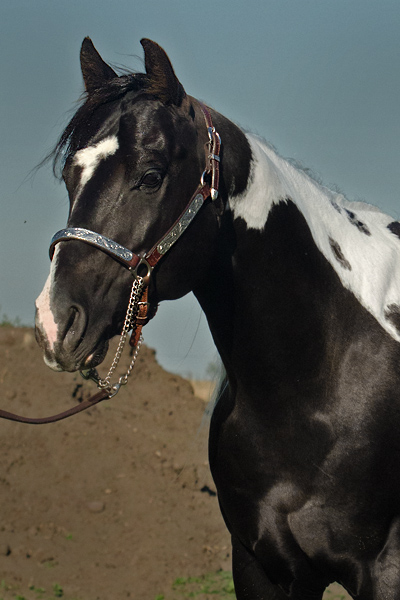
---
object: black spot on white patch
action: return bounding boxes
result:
[344,209,371,236]
[388,222,400,240]
[329,237,352,271]
[385,304,400,335]
[330,199,342,214]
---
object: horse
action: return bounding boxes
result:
[34,37,400,600]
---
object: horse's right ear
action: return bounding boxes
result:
[80,37,117,93]
[141,38,186,106]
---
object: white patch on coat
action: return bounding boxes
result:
[74,135,119,190]
[35,245,61,353]
[229,134,400,342]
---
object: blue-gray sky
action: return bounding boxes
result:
[1,0,400,378]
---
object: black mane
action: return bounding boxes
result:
[52,72,148,177]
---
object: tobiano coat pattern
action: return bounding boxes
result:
[35,38,400,600]
[231,134,400,342]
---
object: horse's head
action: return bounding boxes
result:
[35,38,222,372]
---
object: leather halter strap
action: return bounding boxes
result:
[0,103,221,425]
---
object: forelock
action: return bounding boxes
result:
[51,72,150,177]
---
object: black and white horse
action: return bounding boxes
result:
[35,38,400,599]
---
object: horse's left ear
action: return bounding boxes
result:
[141,38,186,106]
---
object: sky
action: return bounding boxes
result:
[1,0,400,379]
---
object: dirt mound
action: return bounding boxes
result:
[0,327,229,599]
[0,327,349,600]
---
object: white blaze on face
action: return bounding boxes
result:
[35,137,120,369]
[74,135,119,193]
[35,245,61,353]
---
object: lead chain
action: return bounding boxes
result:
[87,276,146,397]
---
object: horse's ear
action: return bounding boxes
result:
[80,37,117,93]
[140,38,186,106]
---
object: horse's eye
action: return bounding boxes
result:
[140,170,163,189]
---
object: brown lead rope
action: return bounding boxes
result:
[0,389,111,425]
[0,290,149,425]
[0,282,150,425]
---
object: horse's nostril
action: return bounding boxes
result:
[65,307,78,336]
[63,305,87,352]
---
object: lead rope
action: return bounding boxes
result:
[80,276,146,398]
[0,278,148,424]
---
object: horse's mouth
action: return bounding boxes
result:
[36,325,110,373]
[43,344,109,373]
[81,341,109,371]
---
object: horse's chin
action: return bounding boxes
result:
[43,354,64,372]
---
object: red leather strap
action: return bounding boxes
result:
[199,103,221,199]
[129,286,152,348]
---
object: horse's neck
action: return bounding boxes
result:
[228,132,400,340]
[196,199,335,394]
[196,124,400,391]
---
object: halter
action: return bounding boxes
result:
[50,102,221,393]
[0,102,221,424]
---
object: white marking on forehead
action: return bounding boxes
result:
[229,134,400,342]
[74,135,119,188]
[35,245,61,353]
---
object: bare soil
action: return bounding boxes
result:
[0,327,349,600]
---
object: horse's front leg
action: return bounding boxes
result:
[232,536,326,600]
[232,535,291,600]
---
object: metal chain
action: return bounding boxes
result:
[80,276,146,397]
